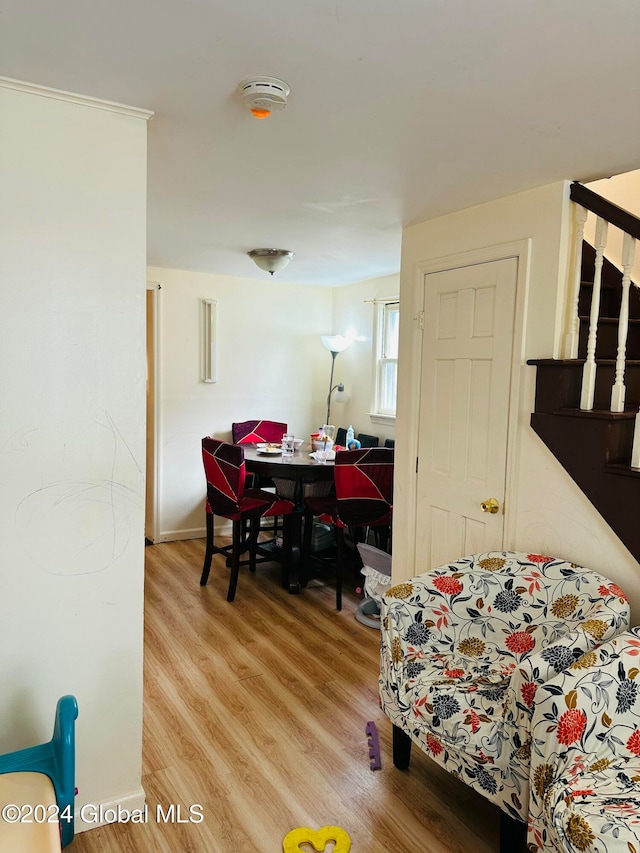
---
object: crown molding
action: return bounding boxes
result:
[0,76,154,120]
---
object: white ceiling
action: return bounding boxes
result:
[2,0,639,286]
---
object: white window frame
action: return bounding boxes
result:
[370,298,399,423]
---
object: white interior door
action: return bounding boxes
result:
[415,256,518,569]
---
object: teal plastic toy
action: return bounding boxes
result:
[0,695,78,847]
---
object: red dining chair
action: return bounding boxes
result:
[302,446,394,610]
[232,419,288,444]
[200,437,295,601]
[231,419,288,532]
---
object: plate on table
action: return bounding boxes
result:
[257,444,282,455]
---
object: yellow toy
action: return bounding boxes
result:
[283,825,351,852]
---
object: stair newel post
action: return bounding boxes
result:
[611,232,636,413]
[565,205,588,359]
[580,216,608,410]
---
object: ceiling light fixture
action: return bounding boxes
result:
[248,248,295,276]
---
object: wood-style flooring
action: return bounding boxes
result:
[69,537,500,852]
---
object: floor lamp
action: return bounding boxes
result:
[321,334,351,426]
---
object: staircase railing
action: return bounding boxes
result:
[567,182,640,465]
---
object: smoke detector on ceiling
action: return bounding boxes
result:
[239,76,290,119]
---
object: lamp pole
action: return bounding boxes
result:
[321,334,351,426]
[326,350,338,425]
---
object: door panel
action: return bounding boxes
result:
[415,257,518,569]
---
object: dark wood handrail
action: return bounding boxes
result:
[571,181,640,240]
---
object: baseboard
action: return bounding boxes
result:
[154,520,232,543]
[75,786,146,833]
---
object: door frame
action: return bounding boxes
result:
[146,281,161,543]
[396,239,531,577]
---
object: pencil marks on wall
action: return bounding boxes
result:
[9,410,144,576]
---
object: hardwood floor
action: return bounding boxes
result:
[70,538,500,852]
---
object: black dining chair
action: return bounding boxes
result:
[357,433,379,448]
[335,427,347,447]
[384,438,395,448]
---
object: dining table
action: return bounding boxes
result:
[243,443,335,593]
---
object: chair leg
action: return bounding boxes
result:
[227,520,243,602]
[300,508,315,588]
[392,724,412,770]
[281,514,293,590]
[249,518,259,573]
[200,513,214,586]
[335,527,344,611]
[228,518,250,567]
[499,811,527,853]
[378,525,390,553]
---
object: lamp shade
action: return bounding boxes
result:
[333,384,349,404]
[321,334,351,354]
[248,248,294,275]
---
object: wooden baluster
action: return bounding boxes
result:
[633,414,640,469]
[565,205,588,359]
[610,233,636,412]
[580,216,608,410]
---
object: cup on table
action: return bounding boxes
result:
[322,424,336,442]
[281,433,295,457]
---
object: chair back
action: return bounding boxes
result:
[334,446,394,526]
[357,432,379,447]
[232,419,287,444]
[202,437,246,516]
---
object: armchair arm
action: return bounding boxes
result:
[379,580,439,713]
[532,630,640,761]
[508,619,627,740]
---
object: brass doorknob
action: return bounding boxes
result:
[480,498,500,514]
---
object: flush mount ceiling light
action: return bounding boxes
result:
[248,248,294,276]
[239,76,290,119]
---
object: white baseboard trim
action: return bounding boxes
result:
[75,787,146,833]
[154,520,232,543]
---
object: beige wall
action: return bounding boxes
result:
[331,273,399,444]
[147,267,332,540]
[147,268,399,542]
[394,180,640,621]
[0,80,150,824]
[586,169,640,284]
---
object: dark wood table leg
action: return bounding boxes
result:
[287,508,304,594]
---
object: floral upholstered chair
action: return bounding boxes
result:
[379,551,630,851]
[528,627,640,853]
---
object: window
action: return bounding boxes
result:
[371,299,399,419]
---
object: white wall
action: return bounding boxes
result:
[395,181,640,622]
[332,274,399,445]
[586,169,640,283]
[0,81,150,822]
[147,266,333,540]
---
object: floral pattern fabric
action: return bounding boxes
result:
[528,628,640,853]
[379,551,630,822]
